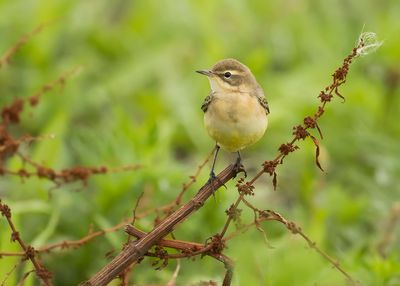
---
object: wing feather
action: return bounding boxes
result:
[254,89,270,114]
[201,92,214,112]
[258,96,270,114]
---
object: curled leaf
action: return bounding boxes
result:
[309,135,324,172]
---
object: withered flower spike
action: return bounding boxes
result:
[304,116,324,139]
[262,160,278,175]
[318,91,333,103]
[236,181,255,196]
[279,143,299,156]
[293,125,309,140]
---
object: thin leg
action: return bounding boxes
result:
[209,144,220,179]
[207,144,226,201]
[236,151,241,165]
[234,151,247,177]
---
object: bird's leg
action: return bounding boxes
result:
[207,144,226,199]
[234,151,247,177]
[209,144,220,181]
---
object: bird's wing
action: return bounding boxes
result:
[258,96,270,114]
[201,92,215,112]
[255,90,270,114]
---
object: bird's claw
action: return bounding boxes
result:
[233,162,247,178]
[207,171,227,189]
[207,171,227,201]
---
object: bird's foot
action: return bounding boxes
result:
[233,159,247,178]
[207,171,227,200]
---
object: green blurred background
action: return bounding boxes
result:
[0,1,399,285]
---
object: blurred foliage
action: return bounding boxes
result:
[0,0,400,285]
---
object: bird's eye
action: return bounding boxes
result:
[223,72,232,78]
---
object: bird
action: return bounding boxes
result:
[197,58,269,182]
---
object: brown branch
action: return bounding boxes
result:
[83,34,380,285]
[1,151,142,190]
[136,149,214,219]
[0,258,23,286]
[0,218,132,257]
[16,270,35,286]
[1,66,81,126]
[1,32,380,285]
[0,23,48,68]
[125,225,234,286]
[222,205,358,285]
[83,163,242,285]
[165,260,181,286]
[0,200,52,286]
[0,185,203,280]
[176,149,214,205]
[27,66,82,107]
[131,191,144,228]
[117,263,135,286]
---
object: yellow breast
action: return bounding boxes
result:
[204,92,268,152]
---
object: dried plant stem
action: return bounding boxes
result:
[0,23,48,68]
[84,164,242,286]
[0,201,52,286]
[0,218,132,257]
[222,196,358,284]
[125,225,234,286]
[137,149,214,219]
[1,31,381,285]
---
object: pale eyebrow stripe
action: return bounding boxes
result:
[220,70,244,76]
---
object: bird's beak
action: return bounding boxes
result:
[196,70,213,76]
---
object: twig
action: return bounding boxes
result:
[131,192,144,227]
[125,225,234,286]
[0,200,52,286]
[0,23,48,68]
[84,33,382,285]
[224,203,358,284]
[16,270,35,286]
[0,218,132,257]
[165,260,180,286]
[137,150,214,219]
[1,259,24,286]
[219,33,381,237]
[27,66,82,107]
[83,163,242,285]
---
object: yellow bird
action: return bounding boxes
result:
[197,58,269,180]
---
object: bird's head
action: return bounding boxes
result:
[196,58,258,93]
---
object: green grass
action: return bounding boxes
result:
[1,1,400,285]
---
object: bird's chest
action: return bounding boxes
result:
[207,93,263,127]
[203,92,268,151]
